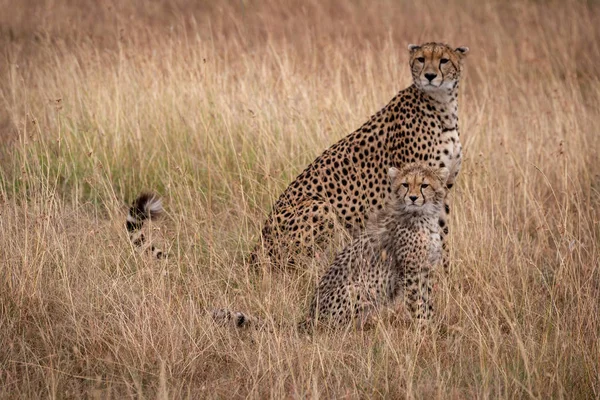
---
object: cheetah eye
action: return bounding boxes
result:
[417,57,425,63]
[421,183,429,188]
[401,183,409,188]
[440,58,449,64]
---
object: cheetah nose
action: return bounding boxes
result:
[409,195,418,202]
[424,73,437,82]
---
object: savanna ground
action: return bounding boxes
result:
[1,0,599,398]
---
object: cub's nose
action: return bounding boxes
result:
[424,73,437,82]
[409,195,418,202]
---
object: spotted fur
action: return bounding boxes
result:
[214,163,447,329]
[251,42,469,272]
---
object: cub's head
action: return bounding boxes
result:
[408,42,469,96]
[388,163,448,213]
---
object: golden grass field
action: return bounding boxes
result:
[1,0,599,398]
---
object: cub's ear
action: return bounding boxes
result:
[436,167,450,183]
[388,167,400,180]
[408,44,421,52]
[455,46,469,56]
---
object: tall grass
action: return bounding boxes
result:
[1,0,599,398]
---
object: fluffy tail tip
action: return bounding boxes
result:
[128,192,163,224]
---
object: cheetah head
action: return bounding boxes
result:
[408,42,469,98]
[389,164,448,213]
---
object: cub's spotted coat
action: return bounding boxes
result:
[214,163,447,329]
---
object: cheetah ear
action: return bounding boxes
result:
[455,46,469,56]
[388,167,400,180]
[436,167,450,183]
[408,44,421,52]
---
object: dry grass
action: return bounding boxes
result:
[1,0,600,398]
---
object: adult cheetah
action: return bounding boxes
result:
[251,42,468,271]
[214,163,447,329]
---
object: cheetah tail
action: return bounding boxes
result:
[126,193,165,258]
[211,308,271,331]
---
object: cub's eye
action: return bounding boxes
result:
[421,183,429,188]
[417,57,425,63]
[401,183,409,188]
[440,58,449,64]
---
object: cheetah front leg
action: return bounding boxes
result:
[439,158,461,274]
[405,269,435,323]
[439,198,451,274]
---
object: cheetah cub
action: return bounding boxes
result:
[213,163,448,330]
[306,163,448,327]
